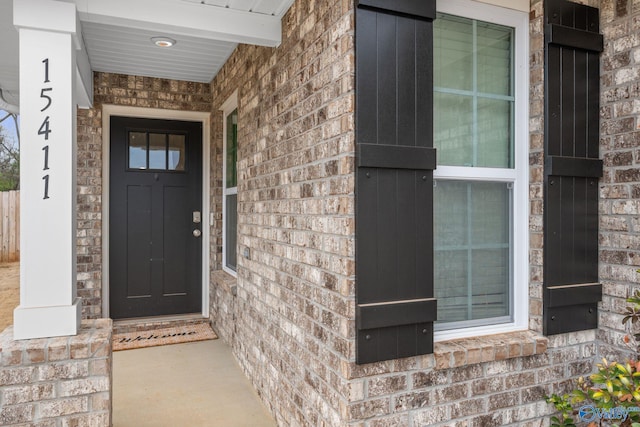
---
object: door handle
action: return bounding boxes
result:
[193,229,201,238]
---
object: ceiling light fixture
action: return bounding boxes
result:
[151,37,176,48]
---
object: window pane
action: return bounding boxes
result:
[434,14,514,170]
[226,109,238,189]
[434,249,468,322]
[149,133,167,170]
[477,98,512,168]
[434,92,473,166]
[168,134,186,171]
[434,181,511,325]
[128,132,147,169]
[225,193,237,271]
[471,182,510,244]
[434,181,468,247]
[434,14,473,91]
[477,21,513,96]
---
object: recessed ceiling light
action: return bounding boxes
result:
[151,37,176,48]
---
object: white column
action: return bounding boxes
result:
[13,0,82,339]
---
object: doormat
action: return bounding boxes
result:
[112,323,218,351]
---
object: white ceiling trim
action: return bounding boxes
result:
[182,0,291,16]
[71,0,285,47]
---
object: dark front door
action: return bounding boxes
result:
[110,116,202,319]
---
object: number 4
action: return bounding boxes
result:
[38,116,51,140]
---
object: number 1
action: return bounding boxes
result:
[42,58,50,83]
[42,146,49,170]
[42,175,50,200]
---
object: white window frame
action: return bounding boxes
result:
[433,0,529,341]
[221,91,238,276]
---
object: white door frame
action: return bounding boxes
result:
[101,105,211,319]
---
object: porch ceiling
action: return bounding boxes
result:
[0,0,294,108]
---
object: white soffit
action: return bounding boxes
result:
[72,0,292,46]
[81,22,237,83]
[71,0,295,83]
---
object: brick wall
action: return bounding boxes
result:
[76,73,211,319]
[209,0,356,424]
[599,0,640,362]
[0,319,112,426]
[530,0,546,336]
[206,0,609,426]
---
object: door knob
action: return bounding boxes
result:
[193,229,201,237]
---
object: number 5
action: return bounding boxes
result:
[40,88,52,112]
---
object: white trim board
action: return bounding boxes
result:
[472,0,529,12]
[101,105,211,319]
[220,91,238,277]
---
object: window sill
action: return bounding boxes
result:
[433,330,548,370]
[211,270,237,297]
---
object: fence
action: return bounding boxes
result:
[0,190,19,262]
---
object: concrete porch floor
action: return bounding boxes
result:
[114,337,277,427]
[0,262,275,427]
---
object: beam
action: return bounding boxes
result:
[13,0,93,108]
[71,0,284,47]
[75,25,93,108]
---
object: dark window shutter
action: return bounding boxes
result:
[543,0,603,335]
[355,0,436,364]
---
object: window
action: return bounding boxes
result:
[433,0,528,340]
[128,131,186,171]
[222,96,238,274]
